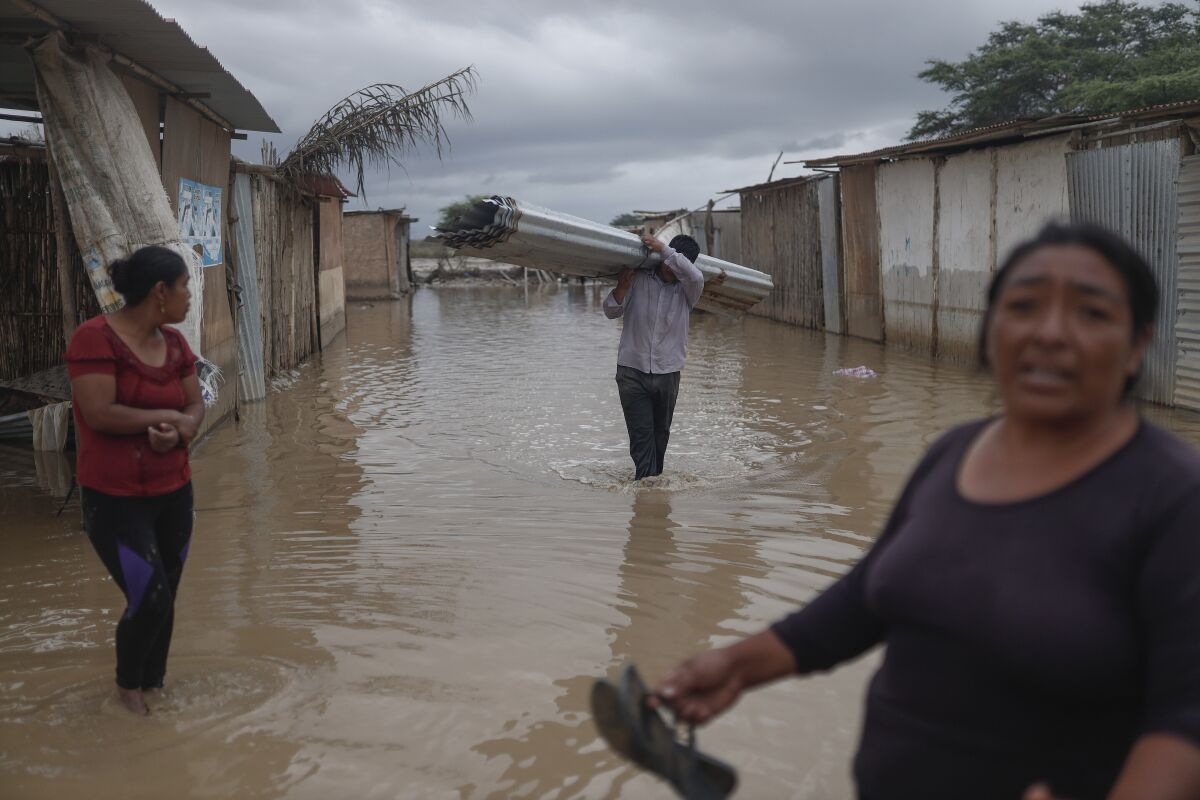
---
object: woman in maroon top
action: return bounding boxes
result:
[66,246,205,716]
[649,224,1200,799]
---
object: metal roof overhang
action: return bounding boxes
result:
[802,100,1200,169]
[725,174,823,195]
[0,0,279,133]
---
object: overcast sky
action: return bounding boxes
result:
[13,1,1126,230]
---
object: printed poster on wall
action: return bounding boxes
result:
[177,178,223,267]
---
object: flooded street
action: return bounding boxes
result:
[4,284,1200,799]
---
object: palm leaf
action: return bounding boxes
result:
[278,66,477,196]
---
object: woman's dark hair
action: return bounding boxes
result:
[668,234,701,264]
[108,246,187,306]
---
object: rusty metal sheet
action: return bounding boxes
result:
[840,164,883,342]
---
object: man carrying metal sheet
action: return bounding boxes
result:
[603,234,724,481]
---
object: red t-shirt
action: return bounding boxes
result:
[65,316,197,496]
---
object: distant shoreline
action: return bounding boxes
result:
[411,256,608,287]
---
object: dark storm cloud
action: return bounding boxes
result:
[90,1,1133,224]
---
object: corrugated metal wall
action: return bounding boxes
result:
[819,175,844,334]
[1068,140,1181,404]
[231,173,266,401]
[1174,155,1200,410]
[741,179,824,329]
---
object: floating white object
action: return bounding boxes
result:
[833,366,879,379]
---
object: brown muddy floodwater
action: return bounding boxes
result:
[4,284,1200,800]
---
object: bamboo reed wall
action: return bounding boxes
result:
[0,154,96,381]
[740,178,824,329]
[248,173,317,376]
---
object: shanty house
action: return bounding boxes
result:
[0,0,279,438]
[343,209,417,300]
[804,101,1200,407]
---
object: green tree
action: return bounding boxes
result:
[609,212,642,228]
[437,194,488,228]
[909,0,1200,140]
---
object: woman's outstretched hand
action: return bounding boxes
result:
[651,630,797,726]
[652,648,743,725]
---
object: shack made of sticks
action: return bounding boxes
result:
[228,164,352,402]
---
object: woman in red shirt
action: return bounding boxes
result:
[66,246,205,716]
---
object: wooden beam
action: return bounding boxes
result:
[12,0,238,132]
[104,52,235,131]
[9,0,70,30]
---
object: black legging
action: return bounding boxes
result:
[616,366,681,480]
[80,483,193,690]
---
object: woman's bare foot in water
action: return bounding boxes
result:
[117,687,149,716]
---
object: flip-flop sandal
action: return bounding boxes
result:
[591,663,738,799]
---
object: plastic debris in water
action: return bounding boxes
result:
[833,366,879,379]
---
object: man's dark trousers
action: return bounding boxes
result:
[616,365,681,480]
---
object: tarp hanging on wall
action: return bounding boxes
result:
[29,32,218,402]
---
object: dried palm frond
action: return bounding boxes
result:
[278,66,477,196]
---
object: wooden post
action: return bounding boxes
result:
[704,198,716,257]
[45,156,77,346]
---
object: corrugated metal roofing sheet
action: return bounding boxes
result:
[344,208,418,221]
[726,173,823,195]
[804,100,1200,168]
[0,0,279,132]
[433,195,773,314]
[298,174,355,199]
[631,208,689,220]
